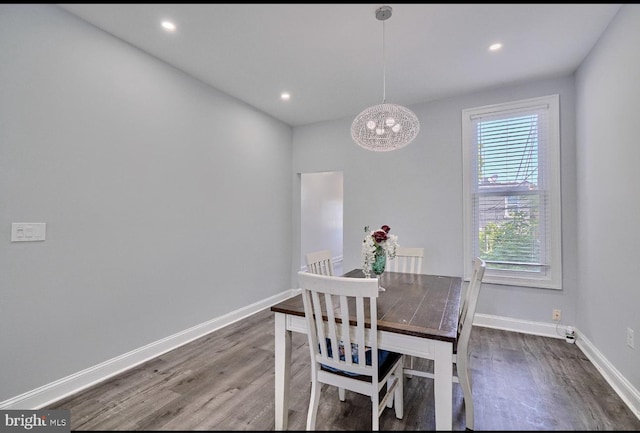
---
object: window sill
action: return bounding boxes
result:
[480,274,562,290]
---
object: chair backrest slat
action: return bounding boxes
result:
[305,249,335,276]
[458,257,486,341]
[388,247,424,274]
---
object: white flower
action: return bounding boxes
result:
[385,234,399,259]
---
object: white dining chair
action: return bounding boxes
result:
[403,257,486,430]
[298,271,405,430]
[388,247,424,274]
[305,249,335,276]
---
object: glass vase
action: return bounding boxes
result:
[372,248,386,291]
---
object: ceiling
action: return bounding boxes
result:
[57,3,621,127]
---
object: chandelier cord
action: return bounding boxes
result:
[382,19,386,104]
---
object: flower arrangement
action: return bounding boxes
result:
[361,225,399,277]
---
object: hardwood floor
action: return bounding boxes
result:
[48,308,640,430]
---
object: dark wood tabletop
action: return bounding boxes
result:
[271,269,462,343]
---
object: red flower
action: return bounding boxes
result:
[381,225,391,233]
[373,230,388,243]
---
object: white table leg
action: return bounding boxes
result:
[433,340,453,430]
[274,312,292,430]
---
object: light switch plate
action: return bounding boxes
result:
[11,223,46,242]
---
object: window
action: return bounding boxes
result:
[462,95,561,289]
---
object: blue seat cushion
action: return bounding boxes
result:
[320,338,390,376]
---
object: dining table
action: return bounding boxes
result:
[271,269,463,430]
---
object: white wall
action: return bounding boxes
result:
[575,4,640,393]
[0,4,292,401]
[293,76,578,327]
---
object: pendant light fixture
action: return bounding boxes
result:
[351,5,420,152]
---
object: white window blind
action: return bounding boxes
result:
[462,95,561,289]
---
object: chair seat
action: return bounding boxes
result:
[320,340,401,382]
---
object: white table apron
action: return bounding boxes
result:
[274,310,454,430]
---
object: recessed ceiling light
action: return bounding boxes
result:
[161,21,176,32]
[489,43,502,52]
[280,92,291,101]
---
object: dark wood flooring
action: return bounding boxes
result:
[47,308,640,430]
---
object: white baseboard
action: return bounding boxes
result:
[474,313,640,420]
[3,306,638,423]
[473,312,568,339]
[576,330,640,420]
[0,289,299,410]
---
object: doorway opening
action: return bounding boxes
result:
[300,171,343,275]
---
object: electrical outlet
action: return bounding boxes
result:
[552,309,561,321]
[627,328,635,349]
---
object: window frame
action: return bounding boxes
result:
[462,95,562,289]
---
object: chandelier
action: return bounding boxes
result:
[351,6,420,152]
